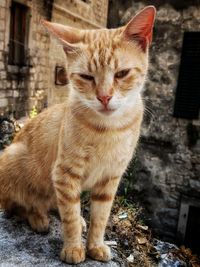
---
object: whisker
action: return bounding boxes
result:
[144,107,155,121]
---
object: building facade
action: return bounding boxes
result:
[0,0,108,118]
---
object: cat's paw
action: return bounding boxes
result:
[28,213,49,233]
[87,244,111,262]
[60,245,86,264]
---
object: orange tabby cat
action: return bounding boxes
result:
[0,6,156,264]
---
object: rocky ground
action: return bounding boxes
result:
[0,210,125,267]
[1,196,199,267]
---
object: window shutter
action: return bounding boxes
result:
[173,32,200,120]
[8,2,29,66]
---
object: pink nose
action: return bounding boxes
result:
[97,95,112,106]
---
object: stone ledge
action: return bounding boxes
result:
[0,212,125,267]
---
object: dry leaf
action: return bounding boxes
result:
[137,236,148,245]
[137,224,149,231]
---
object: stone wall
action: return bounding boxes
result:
[0,0,52,118]
[0,0,108,117]
[108,1,200,242]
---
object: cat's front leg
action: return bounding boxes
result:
[87,176,121,262]
[53,163,85,264]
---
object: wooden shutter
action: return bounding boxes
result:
[8,2,29,66]
[173,32,200,120]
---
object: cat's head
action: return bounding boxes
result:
[42,6,156,116]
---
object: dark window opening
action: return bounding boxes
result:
[177,196,200,255]
[80,0,91,3]
[43,0,54,20]
[184,206,200,254]
[55,66,68,86]
[8,1,30,66]
[173,32,200,120]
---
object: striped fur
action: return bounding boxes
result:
[0,6,156,264]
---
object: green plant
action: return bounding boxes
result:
[29,106,38,119]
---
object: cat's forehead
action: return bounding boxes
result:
[80,28,144,71]
[83,28,122,46]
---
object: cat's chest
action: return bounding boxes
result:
[81,133,134,190]
[87,136,132,163]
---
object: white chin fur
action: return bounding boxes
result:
[76,88,141,116]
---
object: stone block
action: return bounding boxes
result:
[0,98,8,107]
[0,61,4,70]
[0,31,4,41]
[11,81,17,89]
[30,89,35,97]
[38,82,44,89]
[29,82,35,90]
[6,81,11,88]
[0,7,5,19]
[0,19,5,31]
[0,90,5,98]
[29,75,35,81]
[0,80,6,89]
[0,41,4,50]
[5,90,13,97]
[30,68,36,74]
[32,57,38,65]
[19,80,25,88]
[0,71,6,79]
[38,73,43,81]
[13,90,19,98]
[0,0,6,7]
[29,97,37,108]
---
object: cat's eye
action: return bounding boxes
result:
[79,74,94,81]
[115,69,130,79]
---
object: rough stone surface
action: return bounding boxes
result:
[108,1,200,242]
[154,240,187,267]
[0,211,124,267]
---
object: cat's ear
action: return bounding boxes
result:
[41,20,84,53]
[122,6,156,52]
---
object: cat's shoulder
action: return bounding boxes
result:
[14,103,67,142]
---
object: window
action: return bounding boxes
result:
[184,206,200,254]
[55,66,68,86]
[177,196,200,254]
[173,32,200,120]
[8,2,30,66]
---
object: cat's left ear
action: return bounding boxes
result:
[41,20,84,53]
[122,6,156,52]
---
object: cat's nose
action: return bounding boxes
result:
[97,95,112,106]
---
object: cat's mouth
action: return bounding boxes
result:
[98,107,116,115]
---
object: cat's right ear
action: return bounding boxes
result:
[121,6,156,52]
[41,20,84,53]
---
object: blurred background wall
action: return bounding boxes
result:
[108,0,200,253]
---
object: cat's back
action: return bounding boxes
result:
[0,103,68,184]
[3,103,68,176]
